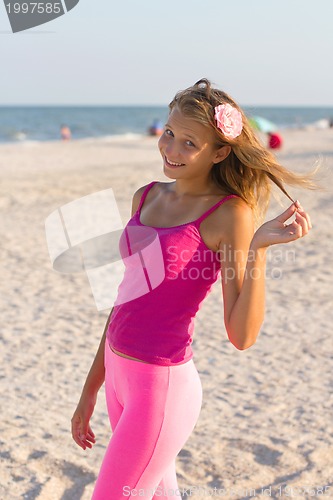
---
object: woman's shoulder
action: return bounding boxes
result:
[218,195,253,224]
[217,196,254,243]
[131,181,165,215]
[199,195,254,252]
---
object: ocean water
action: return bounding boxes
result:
[0,105,332,144]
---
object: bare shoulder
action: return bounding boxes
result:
[219,196,254,245]
[200,196,254,252]
[131,181,163,216]
[131,183,151,216]
[222,196,253,223]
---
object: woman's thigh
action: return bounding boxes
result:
[92,343,202,499]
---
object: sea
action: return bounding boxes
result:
[0,105,332,144]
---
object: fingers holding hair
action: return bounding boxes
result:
[294,200,312,229]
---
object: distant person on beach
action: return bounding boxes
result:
[60,124,71,141]
[71,79,316,498]
[148,118,163,136]
[268,131,283,149]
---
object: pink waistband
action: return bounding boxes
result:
[105,341,194,373]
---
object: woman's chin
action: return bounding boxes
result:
[163,167,178,179]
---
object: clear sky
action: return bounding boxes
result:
[0,0,332,105]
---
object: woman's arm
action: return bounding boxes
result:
[220,200,311,350]
[71,307,113,449]
[72,184,157,450]
[71,184,149,449]
[81,307,113,396]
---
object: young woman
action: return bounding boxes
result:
[71,79,314,499]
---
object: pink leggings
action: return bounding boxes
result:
[92,341,202,499]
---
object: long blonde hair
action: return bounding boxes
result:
[169,78,318,224]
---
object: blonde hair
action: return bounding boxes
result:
[169,78,319,224]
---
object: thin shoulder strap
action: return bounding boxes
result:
[195,194,240,225]
[136,181,158,213]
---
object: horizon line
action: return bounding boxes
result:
[1,103,333,108]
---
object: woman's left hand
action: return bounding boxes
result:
[251,201,312,250]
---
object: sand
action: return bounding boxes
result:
[0,129,332,499]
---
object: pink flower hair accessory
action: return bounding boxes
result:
[214,103,243,139]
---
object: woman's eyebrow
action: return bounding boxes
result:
[165,123,198,141]
[183,132,199,142]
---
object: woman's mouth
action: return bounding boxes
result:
[165,156,185,168]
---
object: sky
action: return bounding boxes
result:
[0,0,332,106]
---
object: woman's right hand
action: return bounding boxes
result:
[71,392,97,450]
[251,201,312,249]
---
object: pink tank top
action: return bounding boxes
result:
[107,181,239,366]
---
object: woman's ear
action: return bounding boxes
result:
[213,145,231,164]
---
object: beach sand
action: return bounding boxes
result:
[0,129,332,499]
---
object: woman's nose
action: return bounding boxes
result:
[165,141,180,160]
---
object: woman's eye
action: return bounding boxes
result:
[164,129,195,147]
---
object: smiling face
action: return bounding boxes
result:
[158,107,230,183]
